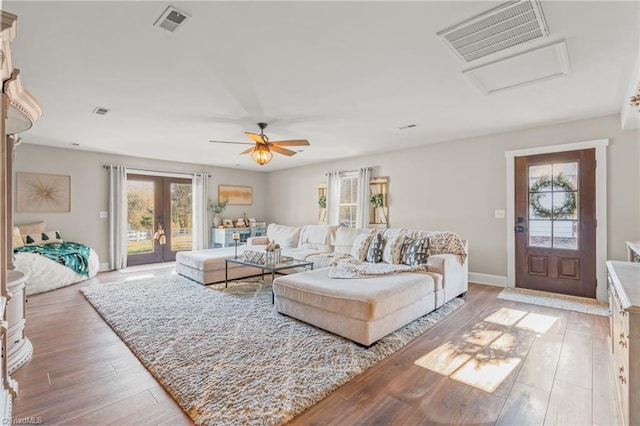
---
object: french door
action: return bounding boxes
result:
[126,174,192,266]
[514,149,596,298]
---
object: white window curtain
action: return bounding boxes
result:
[356,167,371,228]
[108,165,128,270]
[191,173,209,250]
[326,171,340,226]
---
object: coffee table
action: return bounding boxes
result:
[224,257,314,303]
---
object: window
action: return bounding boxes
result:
[339,173,358,227]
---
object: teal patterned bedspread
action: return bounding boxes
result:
[14,242,91,277]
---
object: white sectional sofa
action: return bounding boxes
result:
[248,223,468,346]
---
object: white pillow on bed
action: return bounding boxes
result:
[23,230,63,245]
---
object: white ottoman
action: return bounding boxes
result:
[273,268,440,346]
[176,247,257,285]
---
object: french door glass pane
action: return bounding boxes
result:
[127,180,155,255]
[552,162,577,188]
[553,221,577,249]
[552,191,577,219]
[529,220,552,247]
[529,193,552,219]
[529,165,552,191]
[170,183,192,251]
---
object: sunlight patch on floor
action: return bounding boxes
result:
[414,307,560,394]
[451,356,522,393]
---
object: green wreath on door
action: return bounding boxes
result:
[529,173,577,219]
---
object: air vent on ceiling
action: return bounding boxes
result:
[154,5,190,33]
[92,107,110,115]
[437,0,549,63]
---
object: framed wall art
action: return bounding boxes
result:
[17,172,71,213]
[218,185,252,205]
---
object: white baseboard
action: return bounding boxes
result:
[99,262,111,272]
[469,272,508,287]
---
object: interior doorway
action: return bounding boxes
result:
[126,174,192,266]
[514,149,596,298]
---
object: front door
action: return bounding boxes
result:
[514,149,596,298]
[126,174,192,266]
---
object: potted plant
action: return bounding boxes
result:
[209,199,229,228]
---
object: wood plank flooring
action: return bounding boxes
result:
[11,269,619,425]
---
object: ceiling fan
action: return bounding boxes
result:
[209,122,310,165]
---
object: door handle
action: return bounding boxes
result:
[514,225,527,233]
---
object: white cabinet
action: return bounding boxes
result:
[607,261,640,426]
[6,271,31,374]
[211,227,266,248]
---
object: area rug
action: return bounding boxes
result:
[80,275,463,425]
[497,287,609,317]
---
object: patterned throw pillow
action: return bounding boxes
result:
[382,232,406,264]
[350,232,375,261]
[402,237,430,266]
[24,230,63,246]
[366,233,384,263]
[12,227,24,248]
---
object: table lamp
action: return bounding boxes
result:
[232,232,240,258]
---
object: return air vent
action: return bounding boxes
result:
[437,0,549,63]
[153,5,190,33]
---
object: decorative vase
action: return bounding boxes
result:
[213,213,222,228]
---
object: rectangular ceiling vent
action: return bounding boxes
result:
[437,0,549,63]
[154,5,190,33]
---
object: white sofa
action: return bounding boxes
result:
[249,223,468,346]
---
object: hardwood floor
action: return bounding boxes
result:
[12,270,619,425]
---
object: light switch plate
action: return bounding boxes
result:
[99,211,108,219]
[494,209,505,219]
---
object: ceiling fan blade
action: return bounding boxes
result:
[245,132,267,145]
[271,139,310,147]
[239,146,255,155]
[270,145,297,156]
[209,140,254,145]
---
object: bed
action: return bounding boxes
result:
[12,222,100,296]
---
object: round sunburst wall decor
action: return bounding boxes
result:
[17,172,70,213]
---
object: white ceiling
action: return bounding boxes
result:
[5,1,639,171]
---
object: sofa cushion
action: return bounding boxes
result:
[267,224,301,248]
[366,232,384,263]
[16,221,46,235]
[176,247,237,271]
[24,230,63,245]
[273,267,435,321]
[334,227,371,255]
[12,227,24,248]
[402,237,429,266]
[299,225,336,252]
[382,231,406,264]
[351,232,375,261]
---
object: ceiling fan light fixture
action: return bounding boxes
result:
[251,145,273,165]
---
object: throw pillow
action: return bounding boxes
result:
[12,227,24,248]
[16,221,46,235]
[350,232,375,261]
[382,232,406,264]
[402,237,430,266]
[24,230,63,246]
[366,232,384,263]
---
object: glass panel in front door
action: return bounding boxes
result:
[528,161,578,249]
[170,182,192,252]
[127,180,155,255]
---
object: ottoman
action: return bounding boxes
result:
[176,247,257,285]
[273,267,440,346]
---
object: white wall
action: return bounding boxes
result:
[13,144,269,267]
[266,114,640,279]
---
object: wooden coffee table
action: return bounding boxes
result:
[224,257,314,303]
